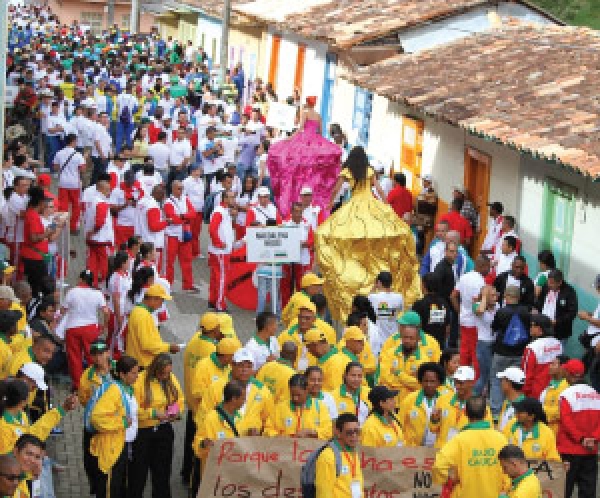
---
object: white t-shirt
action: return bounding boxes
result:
[455,271,485,327]
[368,291,404,340]
[55,147,85,189]
[92,125,112,158]
[63,286,107,329]
[474,304,498,342]
[496,251,517,276]
[587,303,600,336]
[109,188,136,227]
[245,335,280,371]
[542,291,559,321]
[147,142,171,171]
[136,171,163,198]
[182,176,205,211]
[169,139,192,167]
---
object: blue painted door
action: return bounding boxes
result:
[321,53,337,137]
[352,86,373,148]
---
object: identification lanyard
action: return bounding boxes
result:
[343,451,357,479]
[295,406,304,432]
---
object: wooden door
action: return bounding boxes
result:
[464,147,491,256]
[294,44,306,95]
[400,117,424,194]
[268,35,281,92]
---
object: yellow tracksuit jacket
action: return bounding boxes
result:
[281,290,310,327]
[183,335,217,411]
[0,408,64,454]
[377,345,426,407]
[277,324,319,371]
[264,398,332,439]
[0,336,12,380]
[125,304,170,368]
[380,330,442,363]
[337,340,377,376]
[399,389,440,447]
[503,421,561,461]
[329,384,371,419]
[9,333,31,355]
[90,382,131,473]
[439,378,456,397]
[288,316,337,345]
[505,469,542,498]
[433,392,493,448]
[10,302,28,339]
[78,366,110,406]
[133,370,185,429]
[315,441,363,498]
[190,353,230,413]
[255,359,296,403]
[8,347,35,376]
[433,421,509,498]
[193,405,241,459]
[540,379,568,436]
[361,413,404,447]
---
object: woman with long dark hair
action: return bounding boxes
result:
[361,385,404,447]
[317,145,421,320]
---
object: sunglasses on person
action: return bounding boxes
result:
[342,428,361,436]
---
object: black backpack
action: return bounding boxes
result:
[300,440,342,498]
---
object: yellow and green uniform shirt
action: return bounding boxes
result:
[264,397,332,439]
[183,334,217,410]
[277,323,319,371]
[315,440,363,498]
[0,407,64,454]
[190,352,231,413]
[540,379,568,436]
[0,334,12,380]
[399,389,440,447]
[504,469,542,498]
[361,412,404,448]
[281,290,310,327]
[125,304,170,368]
[503,420,560,461]
[78,365,110,406]
[256,359,296,403]
[329,384,371,422]
[337,339,377,376]
[380,330,441,363]
[193,404,242,459]
[377,345,425,407]
[133,370,185,429]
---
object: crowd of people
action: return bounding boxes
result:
[0,3,600,498]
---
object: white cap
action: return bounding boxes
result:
[256,186,270,197]
[453,366,475,382]
[592,335,600,348]
[232,348,255,368]
[496,366,525,384]
[300,186,313,195]
[20,362,48,391]
[452,184,466,194]
[422,174,433,182]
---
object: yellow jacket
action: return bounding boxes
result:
[380,329,441,363]
[438,378,456,397]
[133,370,185,429]
[503,420,560,461]
[288,317,337,345]
[377,345,426,407]
[255,359,296,403]
[90,382,131,473]
[361,413,404,448]
[399,389,440,447]
[277,324,319,371]
[183,334,217,410]
[125,304,170,368]
[200,376,273,433]
[8,347,35,376]
[0,336,12,380]
[13,478,30,497]
[315,441,363,498]
[189,353,230,413]
[9,333,31,355]
[281,290,310,327]
[264,397,332,439]
[506,469,542,498]
[432,421,509,498]
[433,392,493,448]
[193,405,242,459]
[540,379,568,436]
[329,384,371,420]
[337,339,377,375]
[10,302,28,338]
[499,394,526,432]
[0,408,64,454]
[78,365,110,406]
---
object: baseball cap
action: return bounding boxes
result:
[397,311,421,327]
[421,174,433,182]
[368,385,399,406]
[300,186,313,195]
[343,326,365,342]
[496,366,526,384]
[562,359,585,376]
[0,286,19,302]
[200,312,219,331]
[301,273,324,288]
[89,340,108,355]
[232,348,255,368]
[257,186,270,197]
[19,362,48,391]
[487,201,504,214]
[298,300,317,314]
[145,284,172,300]
[0,261,15,275]
[304,328,327,344]
[216,337,241,355]
[217,313,236,338]
[453,366,476,381]
[452,184,466,194]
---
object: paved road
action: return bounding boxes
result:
[48,223,256,497]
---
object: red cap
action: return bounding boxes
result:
[37,173,51,187]
[563,359,585,376]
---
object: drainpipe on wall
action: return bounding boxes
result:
[219,0,231,84]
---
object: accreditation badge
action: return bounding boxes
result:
[351,480,362,498]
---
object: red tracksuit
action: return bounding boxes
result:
[208,205,234,311]
[521,337,563,398]
[164,195,196,289]
[557,384,600,455]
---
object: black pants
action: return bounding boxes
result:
[94,446,127,498]
[90,156,108,186]
[83,430,96,494]
[562,453,598,498]
[181,409,195,482]
[189,457,201,498]
[128,424,174,498]
[23,258,49,298]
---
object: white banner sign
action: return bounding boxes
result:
[246,226,301,264]
[266,102,297,132]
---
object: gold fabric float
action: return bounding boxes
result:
[315,168,422,321]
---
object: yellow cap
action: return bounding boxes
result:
[298,299,317,314]
[216,337,242,355]
[301,273,324,288]
[218,313,236,338]
[343,326,365,342]
[200,312,219,330]
[145,284,172,300]
[304,328,326,345]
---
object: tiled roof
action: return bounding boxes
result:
[347,23,600,178]
[237,0,488,48]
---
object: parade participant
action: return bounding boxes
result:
[55,133,85,234]
[327,327,367,391]
[534,250,556,298]
[5,176,31,270]
[330,362,371,426]
[0,310,22,379]
[135,185,169,272]
[539,354,569,435]
[13,434,45,498]
[110,169,143,248]
[84,178,114,286]
[419,221,449,276]
[89,355,140,498]
[106,251,132,352]
[257,342,297,403]
[439,349,460,396]
[432,366,493,447]
[367,271,404,350]
[245,186,281,227]
[361,385,404,447]
[557,359,600,498]
[303,328,339,391]
[91,112,113,185]
[473,285,499,396]
[433,396,508,498]
[399,362,444,447]
[0,454,21,497]
[245,311,280,370]
[411,273,450,349]
[481,201,504,256]
[281,202,314,299]
[494,256,535,307]
[234,175,257,239]
[125,283,180,369]
[281,273,324,327]
[499,444,542,498]
[264,373,332,439]
[502,397,560,461]
[182,164,205,258]
[130,353,184,498]
[208,189,236,311]
[314,412,363,498]
[299,186,325,232]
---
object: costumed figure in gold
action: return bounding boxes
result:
[315,146,421,321]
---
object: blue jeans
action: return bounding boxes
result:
[474,340,494,395]
[489,353,522,416]
[257,276,280,316]
[237,162,257,181]
[115,121,135,153]
[90,156,108,186]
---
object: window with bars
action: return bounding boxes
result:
[80,12,104,36]
[121,14,131,31]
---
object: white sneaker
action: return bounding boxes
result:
[196,254,206,259]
